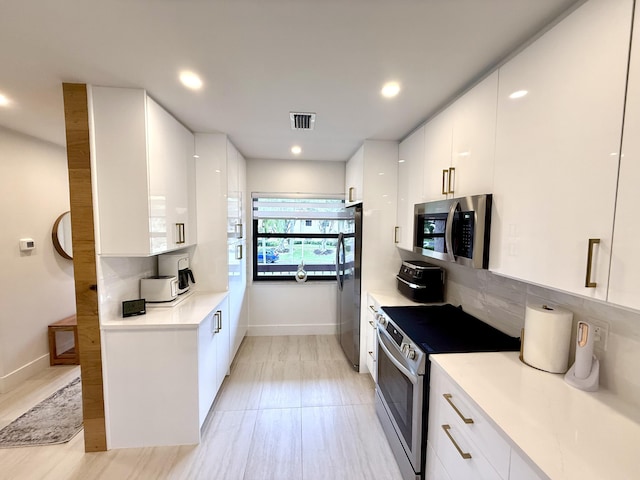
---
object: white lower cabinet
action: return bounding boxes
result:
[364,295,379,382]
[103,295,230,449]
[427,362,546,480]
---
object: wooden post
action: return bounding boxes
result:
[62,83,107,452]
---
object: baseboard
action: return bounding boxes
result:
[247,324,337,336]
[0,354,50,394]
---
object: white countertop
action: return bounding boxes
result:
[101,291,229,330]
[368,289,430,307]
[431,352,640,480]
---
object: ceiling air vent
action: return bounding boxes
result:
[290,112,316,130]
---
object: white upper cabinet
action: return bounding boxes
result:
[91,86,196,256]
[423,108,453,201]
[396,126,426,250]
[423,71,498,201]
[449,71,498,198]
[608,3,640,310]
[489,0,633,299]
[227,140,244,243]
[345,145,364,205]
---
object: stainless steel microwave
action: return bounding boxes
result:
[414,194,492,269]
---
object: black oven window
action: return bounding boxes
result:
[378,348,414,449]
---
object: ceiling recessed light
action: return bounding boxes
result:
[179,71,203,90]
[291,145,302,155]
[398,159,406,163]
[381,82,401,98]
[509,90,528,99]
[0,94,10,107]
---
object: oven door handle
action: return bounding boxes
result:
[377,328,419,385]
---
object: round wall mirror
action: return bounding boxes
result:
[52,211,73,260]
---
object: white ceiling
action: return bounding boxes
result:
[0,0,581,161]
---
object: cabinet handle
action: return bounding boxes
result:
[585,238,600,288]
[442,424,472,459]
[217,310,222,332]
[368,351,374,357]
[348,187,355,203]
[368,305,377,314]
[394,226,400,244]
[443,393,474,424]
[235,223,243,239]
[442,170,448,195]
[236,244,243,260]
[369,320,375,327]
[176,223,186,244]
[448,167,455,194]
[212,312,219,334]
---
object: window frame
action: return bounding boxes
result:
[251,194,345,282]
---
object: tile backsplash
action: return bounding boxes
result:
[399,250,640,410]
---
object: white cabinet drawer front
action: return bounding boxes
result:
[432,415,502,480]
[426,440,453,480]
[431,364,511,479]
[510,450,548,480]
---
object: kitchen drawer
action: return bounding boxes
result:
[431,407,502,480]
[430,362,511,479]
[425,441,453,480]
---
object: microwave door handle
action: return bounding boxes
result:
[445,200,459,262]
[376,328,419,385]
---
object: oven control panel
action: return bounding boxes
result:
[386,323,404,347]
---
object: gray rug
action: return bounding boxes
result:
[0,377,83,448]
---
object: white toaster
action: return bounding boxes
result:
[140,276,178,303]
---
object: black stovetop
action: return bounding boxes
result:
[380,304,521,355]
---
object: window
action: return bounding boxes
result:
[252,194,349,281]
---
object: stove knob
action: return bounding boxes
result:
[401,343,409,355]
[376,313,387,327]
[407,348,416,360]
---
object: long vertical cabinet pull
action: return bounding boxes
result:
[447,167,455,194]
[211,312,219,334]
[236,244,243,260]
[348,187,355,203]
[585,238,600,288]
[175,223,186,244]
[442,170,449,195]
[394,226,400,244]
[235,223,243,239]
[212,311,222,333]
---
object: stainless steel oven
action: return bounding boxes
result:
[374,303,521,480]
[375,313,425,480]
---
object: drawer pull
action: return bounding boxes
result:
[368,351,374,357]
[442,424,472,460]
[368,305,377,314]
[443,393,474,424]
[369,320,375,327]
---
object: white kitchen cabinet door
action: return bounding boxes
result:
[228,240,247,359]
[490,0,633,300]
[449,71,498,198]
[198,311,218,427]
[227,140,244,243]
[147,98,196,253]
[91,87,196,256]
[608,4,640,310]
[345,145,364,205]
[423,108,453,201]
[214,297,230,391]
[396,126,425,251]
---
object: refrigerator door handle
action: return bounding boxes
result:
[336,233,344,290]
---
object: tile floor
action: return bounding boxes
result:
[0,335,403,480]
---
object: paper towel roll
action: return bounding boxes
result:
[522,304,573,373]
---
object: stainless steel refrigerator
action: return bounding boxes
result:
[336,204,362,370]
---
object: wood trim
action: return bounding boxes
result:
[62,83,107,452]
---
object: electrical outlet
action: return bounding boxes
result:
[589,319,609,352]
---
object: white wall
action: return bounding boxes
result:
[246,158,345,335]
[0,127,76,392]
